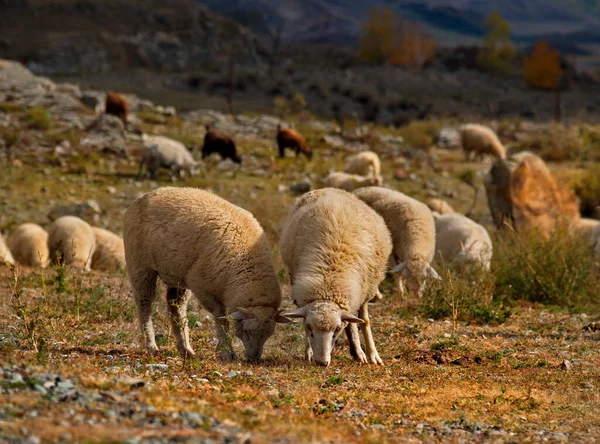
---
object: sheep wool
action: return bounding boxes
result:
[344,151,381,177]
[8,223,49,268]
[280,188,392,365]
[47,216,96,270]
[460,123,506,160]
[123,187,287,361]
[138,135,199,180]
[354,187,439,297]
[324,171,383,192]
[426,198,455,215]
[434,213,493,270]
[0,232,15,266]
[91,227,126,272]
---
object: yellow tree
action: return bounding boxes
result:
[390,21,437,69]
[477,11,516,74]
[523,41,562,89]
[357,7,398,63]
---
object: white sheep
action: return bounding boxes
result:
[426,198,455,215]
[47,216,96,270]
[575,218,599,244]
[91,227,125,272]
[280,188,392,366]
[138,135,200,180]
[7,223,49,268]
[0,232,15,266]
[460,123,506,161]
[344,151,381,177]
[353,187,440,297]
[434,213,493,270]
[323,171,383,192]
[123,187,291,361]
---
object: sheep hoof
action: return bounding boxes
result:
[354,350,368,364]
[178,346,197,360]
[368,353,383,366]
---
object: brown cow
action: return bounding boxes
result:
[276,125,312,160]
[105,92,129,122]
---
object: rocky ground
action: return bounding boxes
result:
[1,59,600,443]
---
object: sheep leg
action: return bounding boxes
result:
[345,323,367,363]
[278,144,285,158]
[213,306,237,362]
[131,268,159,352]
[304,332,313,363]
[358,302,383,365]
[166,288,196,359]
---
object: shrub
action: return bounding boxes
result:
[27,106,52,130]
[572,165,600,216]
[512,124,595,161]
[494,228,600,310]
[397,120,444,151]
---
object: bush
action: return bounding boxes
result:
[27,106,52,130]
[573,165,600,216]
[397,120,444,151]
[494,228,600,310]
[513,124,596,162]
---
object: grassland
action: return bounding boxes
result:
[1,107,600,442]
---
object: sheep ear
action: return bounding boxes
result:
[341,311,364,324]
[273,310,295,324]
[390,262,406,273]
[427,265,442,281]
[282,307,307,319]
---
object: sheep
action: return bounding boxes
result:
[7,223,49,268]
[575,218,599,243]
[280,188,392,366]
[47,216,96,270]
[434,213,493,270]
[0,232,15,266]
[138,135,200,180]
[353,187,440,297]
[323,171,382,192]
[460,123,506,161]
[426,198,455,215]
[592,224,600,271]
[123,187,292,361]
[277,125,312,160]
[344,151,381,177]
[91,227,125,272]
[105,91,129,122]
[202,125,241,164]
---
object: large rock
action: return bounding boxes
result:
[81,114,127,157]
[48,200,103,224]
[485,152,580,235]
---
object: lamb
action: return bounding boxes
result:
[138,135,200,180]
[105,91,129,122]
[7,223,49,268]
[47,216,96,270]
[426,198,455,215]
[344,151,381,177]
[91,227,125,272]
[276,125,312,159]
[202,126,241,164]
[323,171,383,192]
[460,123,506,161]
[280,188,392,366]
[123,187,291,361]
[434,213,493,270]
[0,232,15,266]
[353,187,440,297]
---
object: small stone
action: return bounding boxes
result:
[371,424,385,431]
[277,184,288,192]
[394,170,408,181]
[145,364,168,372]
[226,370,238,378]
[57,381,74,390]
[243,370,253,376]
[443,333,451,338]
[561,360,573,371]
[106,186,117,194]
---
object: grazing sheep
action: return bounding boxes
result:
[138,135,200,180]
[353,187,440,297]
[344,151,381,177]
[576,218,599,243]
[202,126,241,164]
[105,91,129,122]
[0,233,15,266]
[324,171,382,192]
[91,227,125,272]
[47,216,96,270]
[434,213,493,270]
[460,124,506,161]
[426,198,455,215]
[7,223,49,268]
[277,125,312,160]
[592,224,600,271]
[124,187,291,361]
[280,188,392,366]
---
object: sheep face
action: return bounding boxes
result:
[391,260,441,297]
[284,301,363,367]
[227,307,293,361]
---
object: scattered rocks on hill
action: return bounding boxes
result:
[48,200,103,224]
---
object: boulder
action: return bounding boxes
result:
[485,152,580,235]
[48,200,103,224]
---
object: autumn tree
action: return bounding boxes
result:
[477,11,516,74]
[358,8,437,69]
[523,41,562,89]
